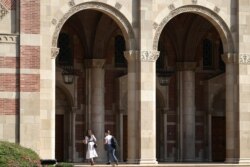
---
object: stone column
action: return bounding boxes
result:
[71,107,77,161]
[237,0,250,163]
[138,50,159,164]
[85,59,106,162]
[124,50,139,163]
[237,53,250,163]
[177,62,196,161]
[222,53,236,163]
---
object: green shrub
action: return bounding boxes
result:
[55,162,73,167]
[0,141,41,167]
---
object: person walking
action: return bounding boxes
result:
[84,129,98,165]
[104,130,118,165]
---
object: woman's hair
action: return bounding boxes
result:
[105,130,111,134]
[87,129,93,137]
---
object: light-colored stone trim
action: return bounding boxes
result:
[0,92,19,99]
[140,50,159,62]
[20,34,40,46]
[0,34,18,44]
[153,6,234,53]
[239,54,250,64]
[0,2,8,20]
[0,68,40,74]
[51,47,59,59]
[51,2,135,53]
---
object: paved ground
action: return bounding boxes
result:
[73,163,250,167]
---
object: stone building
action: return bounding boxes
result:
[0,0,250,164]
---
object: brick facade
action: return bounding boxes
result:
[20,46,40,69]
[20,0,40,34]
[0,57,19,68]
[0,99,18,115]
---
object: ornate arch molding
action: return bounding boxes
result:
[51,1,135,57]
[153,6,235,54]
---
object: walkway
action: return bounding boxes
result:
[73,163,250,167]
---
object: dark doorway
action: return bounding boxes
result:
[123,115,128,161]
[56,115,64,162]
[212,116,226,161]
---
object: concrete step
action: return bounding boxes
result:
[73,163,250,167]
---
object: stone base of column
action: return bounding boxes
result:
[236,158,250,164]
[126,159,140,164]
[182,158,196,162]
[139,159,158,164]
[225,158,238,163]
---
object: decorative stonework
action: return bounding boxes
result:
[0,2,8,20]
[140,51,159,62]
[168,4,175,11]
[192,0,198,4]
[153,6,234,53]
[153,22,158,30]
[68,0,75,7]
[51,47,59,59]
[1,0,16,10]
[51,18,57,25]
[52,2,135,49]
[214,6,220,13]
[0,34,17,43]
[239,54,250,64]
[115,2,122,10]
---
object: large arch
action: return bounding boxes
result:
[154,5,235,162]
[153,5,235,54]
[51,1,136,55]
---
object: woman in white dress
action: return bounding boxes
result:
[84,130,98,165]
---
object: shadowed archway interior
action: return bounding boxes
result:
[156,12,225,162]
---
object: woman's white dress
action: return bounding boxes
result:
[85,135,98,159]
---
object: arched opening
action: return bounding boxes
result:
[156,12,226,162]
[55,9,129,162]
[55,87,72,162]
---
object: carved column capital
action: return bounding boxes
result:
[140,50,160,62]
[85,59,105,68]
[124,50,139,62]
[222,53,236,64]
[176,62,197,71]
[239,53,250,64]
[51,47,59,59]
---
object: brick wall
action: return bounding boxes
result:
[0,57,19,68]
[0,99,18,115]
[20,46,40,69]
[20,0,40,34]
[0,1,41,117]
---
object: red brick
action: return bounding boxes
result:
[0,99,19,115]
[20,0,40,34]
[0,57,20,68]
[20,74,40,92]
[20,46,40,69]
[0,74,18,92]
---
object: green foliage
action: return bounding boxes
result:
[55,162,73,167]
[0,141,41,167]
